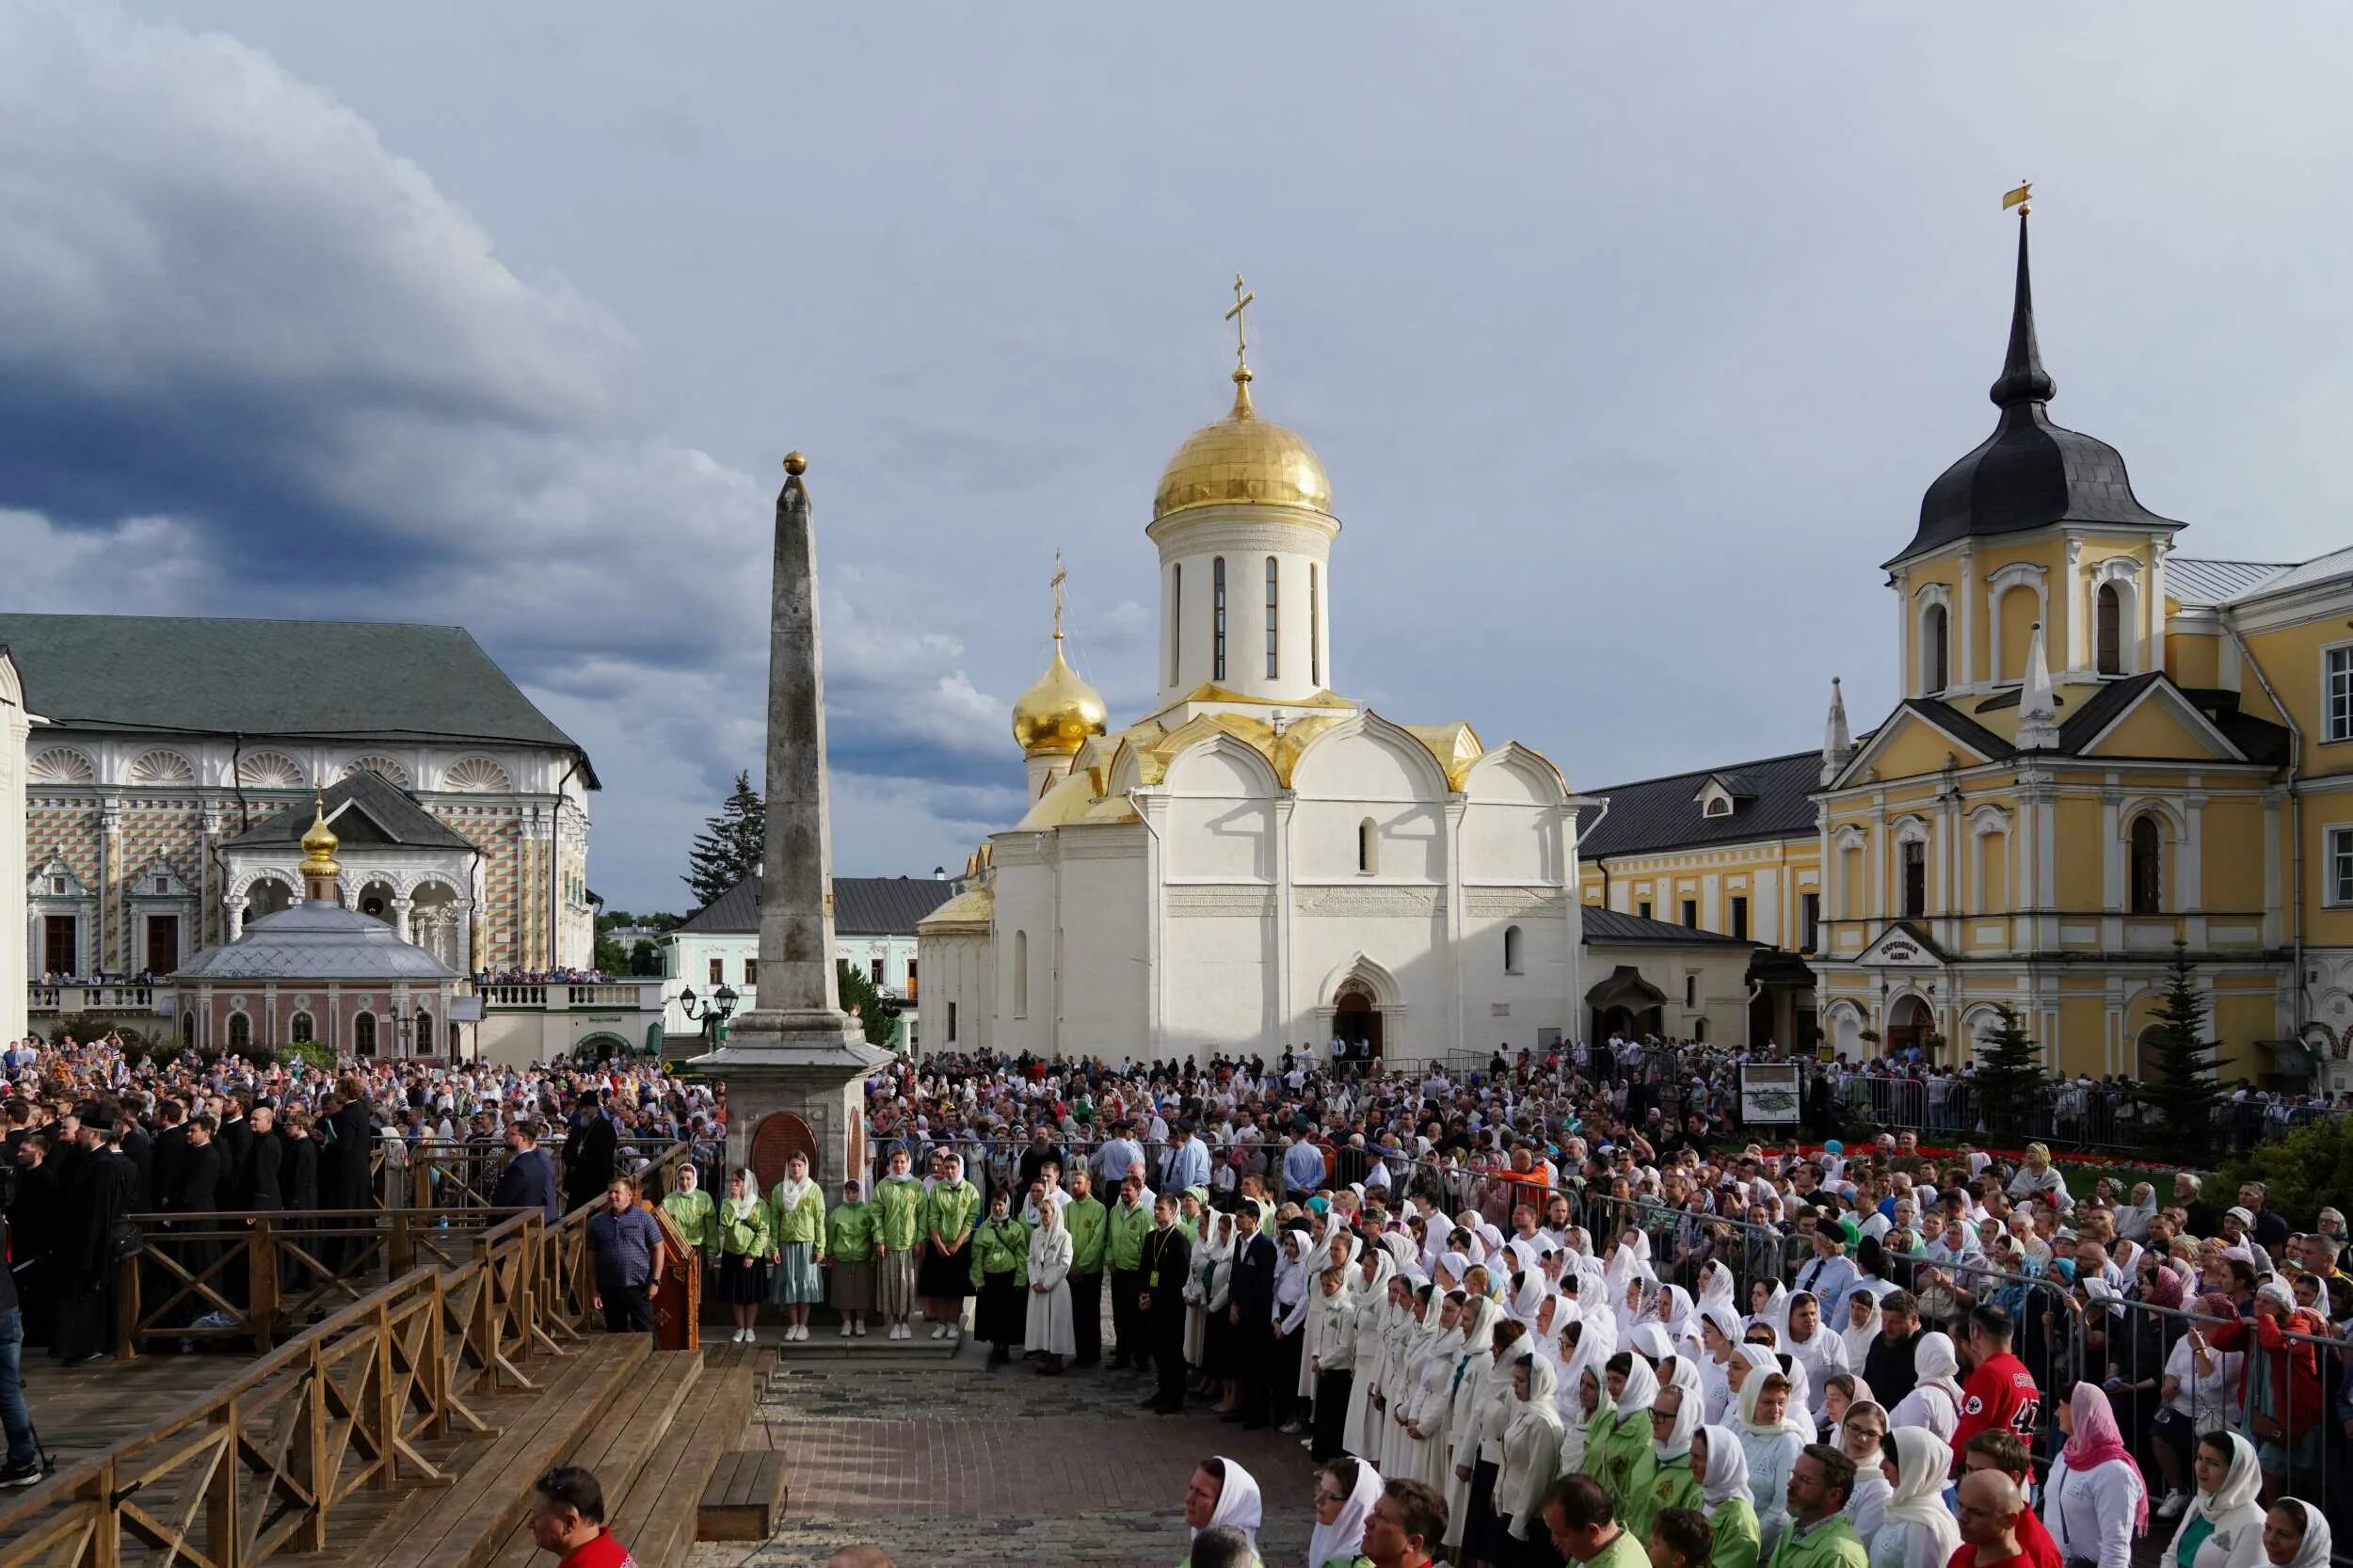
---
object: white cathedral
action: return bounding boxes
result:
[918,305,1597,1064]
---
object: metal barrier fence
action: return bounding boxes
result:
[1834,1074,2324,1156]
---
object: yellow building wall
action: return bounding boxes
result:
[2085,697,2210,760]
[2056,995,2106,1075]
[2055,797,2105,908]
[1867,721,1990,782]
[2204,797,2267,912]
[2167,630,2220,690]
[2239,616,2353,778]
[1997,584,2041,684]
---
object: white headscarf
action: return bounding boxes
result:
[1653,1380,1701,1463]
[1736,1355,1810,1440]
[2191,1432,2261,1524]
[1884,1428,1962,1568]
[2274,1498,2332,1568]
[1613,1354,1662,1419]
[1308,1459,1383,1568]
[1696,1259,1739,1320]
[1911,1331,1964,1407]
[1749,1280,1788,1336]
[1695,1421,1751,1508]
[1194,1455,1262,1548]
[1840,1289,1883,1367]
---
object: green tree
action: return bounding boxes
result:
[2217,1115,2353,1225]
[837,959,899,1049]
[2136,940,2225,1162]
[1973,1002,2047,1133]
[628,938,662,976]
[683,770,764,908]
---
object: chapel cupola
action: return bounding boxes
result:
[1147,276,1341,713]
[298,793,343,903]
[1889,199,2180,568]
[1011,554,1107,799]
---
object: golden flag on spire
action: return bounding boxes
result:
[2002,181,2032,213]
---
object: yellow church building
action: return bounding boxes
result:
[1580,207,2353,1090]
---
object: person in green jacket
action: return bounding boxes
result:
[1689,1425,1761,1568]
[1629,1381,1705,1541]
[766,1153,827,1340]
[872,1146,924,1339]
[969,1188,1031,1368]
[1598,1353,1659,1521]
[826,1177,879,1338]
[1763,1445,1866,1568]
[1107,1174,1156,1368]
[1063,1168,1109,1368]
[919,1152,982,1341]
[714,1167,774,1344]
[661,1161,718,1266]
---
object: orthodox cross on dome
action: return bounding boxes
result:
[1050,551,1067,642]
[1225,273,1256,381]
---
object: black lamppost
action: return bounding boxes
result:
[677,983,738,1042]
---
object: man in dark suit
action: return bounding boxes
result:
[150,1099,189,1217]
[1140,1192,1193,1415]
[1224,1202,1279,1429]
[490,1121,560,1223]
[326,1084,376,1268]
[245,1105,283,1212]
[561,1093,616,1217]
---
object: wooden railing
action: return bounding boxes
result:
[4,1142,694,1568]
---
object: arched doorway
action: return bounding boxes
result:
[1334,978,1381,1063]
[1587,967,1666,1044]
[1886,994,1931,1059]
[2137,1024,2166,1082]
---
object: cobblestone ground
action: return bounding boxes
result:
[688,1345,1317,1568]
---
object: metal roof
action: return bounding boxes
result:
[677,875,959,936]
[1580,746,1831,858]
[173,899,460,983]
[2167,557,2295,608]
[0,613,594,786]
[222,770,473,851]
[1581,907,1757,946]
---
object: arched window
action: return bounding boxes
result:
[1357,817,1379,875]
[1264,556,1280,680]
[180,1011,196,1048]
[1691,1016,1708,1043]
[1922,602,1950,695]
[2130,815,2164,915]
[1169,563,1182,685]
[1309,563,1321,687]
[228,1010,251,1049]
[354,1011,377,1057]
[2097,583,2123,676]
[1503,924,1524,974]
[289,1011,315,1044]
[1211,557,1227,681]
[1684,974,1698,1008]
[416,1011,435,1055]
[1900,838,1928,919]
[1013,930,1030,1019]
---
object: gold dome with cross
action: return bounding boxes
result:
[1151,276,1333,523]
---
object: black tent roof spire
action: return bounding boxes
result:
[1989,209,2057,408]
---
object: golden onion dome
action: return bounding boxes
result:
[1152,373,1332,522]
[298,795,342,876]
[1011,638,1109,757]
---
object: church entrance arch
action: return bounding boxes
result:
[1333,979,1382,1063]
[1586,967,1665,1045]
[1886,994,1931,1059]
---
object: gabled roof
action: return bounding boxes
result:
[1824,698,2014,792]
[1581,907,1756,946]
[2216,546,2353,606]
[1580,746,1833,858]
[677,875,959,937]
[0,614,594,786]
[222,771,473,851]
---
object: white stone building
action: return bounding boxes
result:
[0,651,29,1045]
[920,337,1610,1065]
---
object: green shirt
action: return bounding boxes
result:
[924,1180,982,1247]
[970,1216,1031,1288]
[1709,1496,1762,1568]
[1108,1197,1154,1272]
[1064,1194,1109,1273]
[661,1188,717,1256]
[715,1197,774,1259]
[1582,1410,1619,1480]
[1627,1452,1703,1543]
[828,1201,878,1262]
[770,1179,826,1251]
[1600,1414,1656,1519]
[1591,1527,1651,1568]
[873,1174,924,1252]
[1766,1515,1867,1568]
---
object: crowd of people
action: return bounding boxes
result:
[6,1029,2351,1568]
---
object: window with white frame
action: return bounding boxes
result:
[2329,646,2353,743]
[2329,825,2353,905]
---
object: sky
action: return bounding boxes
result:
[7,3,2353,913]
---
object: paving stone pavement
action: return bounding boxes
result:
[688,1345,1317,1568]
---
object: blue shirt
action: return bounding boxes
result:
[1161,1137,1210,1194]
[1282,1140,1327,1192]
[587,1205,664,1289]
[1793,1252,1860,1323]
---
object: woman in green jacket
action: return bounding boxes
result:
[920,1152,982,1341]
[1690,1423,1762,1568]
[661,1162,718,1267]
[767,1152,827,1341]
[969,1188,1030,1368]
[1597,1352,1660,1522]
[715,1167,774,1344]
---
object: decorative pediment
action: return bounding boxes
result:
[1853,921,1950,968]
[129,747,197,786]
[127,856,194,900]
[2071,680,2243,762]
[28,854,90,899]
[1827,705,2002,790]
[27,746,95,785]
[236,751,308,789]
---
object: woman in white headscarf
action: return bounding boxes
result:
[1396,1292,1466,1492]
[1447,1317,1524,1555]
[1748,1279,1788,1339]
[1836,1400,1891,1542]
[1691,1422,1761,1568]
[2162,1431,2265,1568]
[1299,1231,1360,1406]
[2117,1182,2161,1244]
[1436,1296,1501,1540]
[1343,1252,1401,1460]
[1308,1456,1383,1568]
[1376,1280,1432,1476]
[1885,1330,1963,1439]
[1023,1190,1076,1373]
[2262,1499,2331,1568]
[1736,1353,1809,1560]
[1698,1304,1744,1425]
[1181,1455,1263,1568]
[1187,1209,1234,1388]
[1873,1428,1962,1568]
[1498,1351,1567,1552]
[1695,1258,1740,1323]
[1780,1290,1849,1424]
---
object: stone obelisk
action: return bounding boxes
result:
[693,452,893,1190]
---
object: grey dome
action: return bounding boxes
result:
[173,898,460,983]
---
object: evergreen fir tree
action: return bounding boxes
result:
[2137,940,2225,1160]
[682,770,764,908]
[1972,1002,2046,1135]
[837,959,898,1049]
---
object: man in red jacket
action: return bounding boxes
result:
[1952,1304,2041,1471]
[1960,1432,2060,1568]
[527,1466,639,1568]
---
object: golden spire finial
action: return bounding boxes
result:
[1050,551,1067,643]
[1224,273,1257,417]
[299,790,342,881]
[2002,179,2032,216]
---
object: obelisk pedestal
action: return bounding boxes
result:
[692,454,893,1194]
